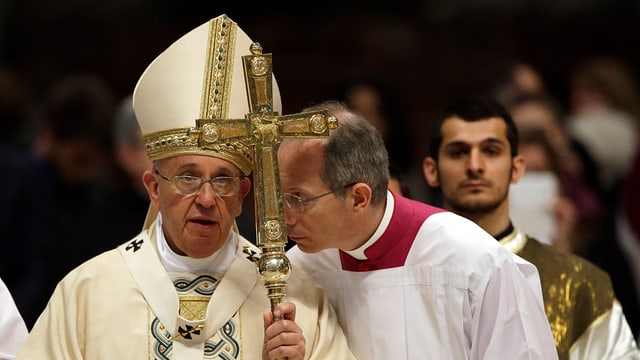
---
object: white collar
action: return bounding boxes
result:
[155,212,237,274]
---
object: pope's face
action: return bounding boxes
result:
[278,139,349,253]
[424,116,522,217]
[144,155,250,258]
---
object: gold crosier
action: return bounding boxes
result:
[196,40,337,323]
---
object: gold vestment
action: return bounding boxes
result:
[500,228,615,359]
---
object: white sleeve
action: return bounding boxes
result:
[473,257,559,360]
[0,278,28,360]
[570,300,640,360]
[510,251,546,307]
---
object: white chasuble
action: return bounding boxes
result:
[16,220,354,359]
[118,228,257,359]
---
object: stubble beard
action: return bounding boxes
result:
[439,165,512,220]
[446,195,502,220]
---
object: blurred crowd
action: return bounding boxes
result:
[0,69,152,327]
[0,51,638,342]
[490,59,640,339]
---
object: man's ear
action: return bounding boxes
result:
[511,155,526,184]
[143,170,160,208]
[232,176,252,218]
[423,157,440,187]
[238,176,252,202]
[240,176,251,197]
[350,183,372,211]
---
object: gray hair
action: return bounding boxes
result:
[303,100,389,206]
[113,95,143,148]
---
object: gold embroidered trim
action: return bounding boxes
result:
[499,228,527,254]
[143,16,253,174]
[201,15,235,119]
[179,295,209,321]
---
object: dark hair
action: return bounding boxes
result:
[43,74,115,150]
[428,96,519,160]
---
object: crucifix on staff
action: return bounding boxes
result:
[196,42,338,317]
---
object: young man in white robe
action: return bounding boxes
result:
[278,100,558,359]
[422,96,640,359]
[16,15,354,360]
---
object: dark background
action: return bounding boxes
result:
[2,0,639,176]
[2,0,640,335]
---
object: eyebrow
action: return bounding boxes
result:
[444,138,505,148]
[174,163,197,171]
[174,162,238,174]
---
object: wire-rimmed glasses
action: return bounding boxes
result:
[282,183,356,213]
[154,169,245,196]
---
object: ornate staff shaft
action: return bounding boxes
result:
[201,42,336,322]
[241,44,337,322]
[243,43,290,317]
[253,139,290,319]
[198,42,338,360]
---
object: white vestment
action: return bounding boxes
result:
[500,229,640,359]
[288,191,558,360]
[0,277,27,360]
[16,216,354,359]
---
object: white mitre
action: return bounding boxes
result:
[133,14,282,229]
[133,14,282,175]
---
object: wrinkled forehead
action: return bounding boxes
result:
[156,154,243,174]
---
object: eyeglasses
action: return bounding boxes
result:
[154,169,245,196]
[282,183,355,213]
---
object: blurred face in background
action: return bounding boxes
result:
[116,128,153,195]
[509,101,566,154]
[44,133,108,185]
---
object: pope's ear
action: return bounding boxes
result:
[143,170,160,205]
[240,176,251,197]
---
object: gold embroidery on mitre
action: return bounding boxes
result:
[143,127,253,174]
[179,295,209,321]
[142,15,253,175]
[201,15,235,120]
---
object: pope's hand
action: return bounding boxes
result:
[262,301,306,360]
